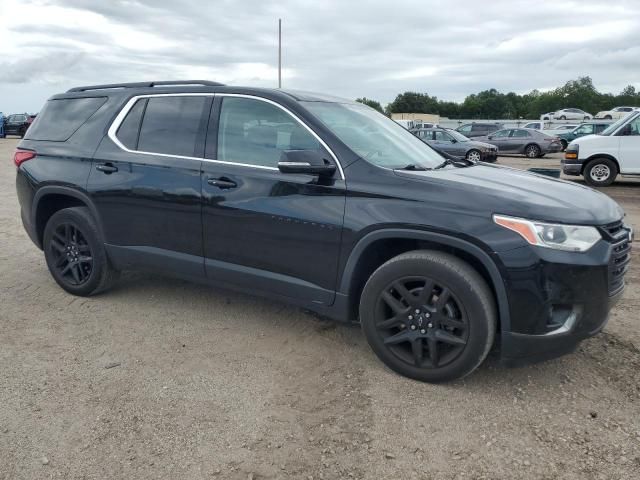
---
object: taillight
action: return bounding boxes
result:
[14,150,36,167]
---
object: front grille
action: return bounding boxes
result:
[599,220,632,296]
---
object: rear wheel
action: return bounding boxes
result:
[525,144,541,158]
[584,158,617,187]
[604,115,612,120]
[466,149,482,162]
[43,207,118,296]
[359,251,496,382]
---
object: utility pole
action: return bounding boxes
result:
[278,18,282,88]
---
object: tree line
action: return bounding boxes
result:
[356,77,640,119]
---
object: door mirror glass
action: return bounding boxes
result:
[278,150,336,176]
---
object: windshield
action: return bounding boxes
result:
[601,113,638,136]
[445,129,470,142]
[302,102,444,169]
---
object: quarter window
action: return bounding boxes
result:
[217,97,322,168]
[137,96,208,157]
[116,99,147,150]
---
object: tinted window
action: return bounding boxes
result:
[217,97,322,168]
[116,99,147,150]
[25,97,107,141]
[137,96,208,157]
[457,125,472,134]
[510,129,530,138]
[492,129,510,138]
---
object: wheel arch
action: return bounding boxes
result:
[32,186,103,249]
[523,142,541,155]
[338,229,510,334]
[582,154,620,174]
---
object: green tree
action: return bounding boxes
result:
[355,97,384,113]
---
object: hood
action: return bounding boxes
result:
[468,140,496,150]
[394,163,623,225]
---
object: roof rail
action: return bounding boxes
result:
[67,80,225,93]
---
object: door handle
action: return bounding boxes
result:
[207,177,237,189]
[95,163,118,174]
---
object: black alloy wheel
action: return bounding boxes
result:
[360,251,496,382]
[374,276,469,369]
[49,223,93,286]
[43,207,118,296]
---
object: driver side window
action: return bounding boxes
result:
[492,130,510,138]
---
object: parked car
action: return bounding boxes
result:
[475,128,563,158]
[556,122,610,150]
[563,110,640,186]
[394,119,415,130]
[455,122,503,138]
[523,121,543,130]
[0,112,5,138]
[15,80,630,382]
[594,106,637,120]
[4,113,31,137]
[415,127,498,162]
[412,121,435,130]
[552,108,592,121]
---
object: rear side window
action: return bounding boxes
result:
[25,97,107,141]
[137,96,208,157]
[116,99,147,150]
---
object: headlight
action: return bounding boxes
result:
[493,214,601,252]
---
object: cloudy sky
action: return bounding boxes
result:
[1,0,639,113]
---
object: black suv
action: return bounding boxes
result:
[4,113,32,137]
[15,81,632,382]
[456,122,503,138]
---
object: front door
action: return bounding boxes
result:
[618,116,640,174]
[201,95,346,305]
[88,94,211,276]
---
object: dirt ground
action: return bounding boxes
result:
[1,137,639,480]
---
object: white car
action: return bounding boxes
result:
[562,110,640,186]
[552,108,592,121]
[594,106,638,120]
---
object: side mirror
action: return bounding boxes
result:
[450,138,457,143]
[278,150,336,176]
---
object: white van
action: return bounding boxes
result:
[562,110,640,186]
[394,119,415,130]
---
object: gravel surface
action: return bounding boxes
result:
[1,138,639,479]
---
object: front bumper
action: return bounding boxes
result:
[561,159,583,176]
[498,223,631,365]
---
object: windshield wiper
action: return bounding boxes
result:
[433,157,475,170]
[398,164,429,171]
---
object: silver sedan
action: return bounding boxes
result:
[474,128,563,158]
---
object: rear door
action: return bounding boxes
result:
[88,94,211,277]
[200,95,346,305]
[507,129,531,153]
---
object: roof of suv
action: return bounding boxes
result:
[55,80,354,104]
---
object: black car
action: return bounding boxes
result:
[414,127,498,162]
[14,80,631,382]
[4,113,31,137]
[455,122,503,138]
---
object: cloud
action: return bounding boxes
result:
[0,0,639,112]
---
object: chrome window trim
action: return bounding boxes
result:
[107,92,345,179]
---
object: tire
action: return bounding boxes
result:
[43,207,118,296]
[559,115,566,120]
[359,250,496,383]
[584,158,617,187]
[466,149,482,162]
[604,115,612,120]
[525,144,541,158]
[560,139,568,151]
[542,116,550,120]
[584,116,591,120]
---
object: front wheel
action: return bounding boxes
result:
[584,158,617,187]
[43,207,118,296]
[466,149,482,162]
[359,251,496,383]
[525,144,541,158]
[560,139,568,151]
[604,115,612,120]
[559,115,566,120]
